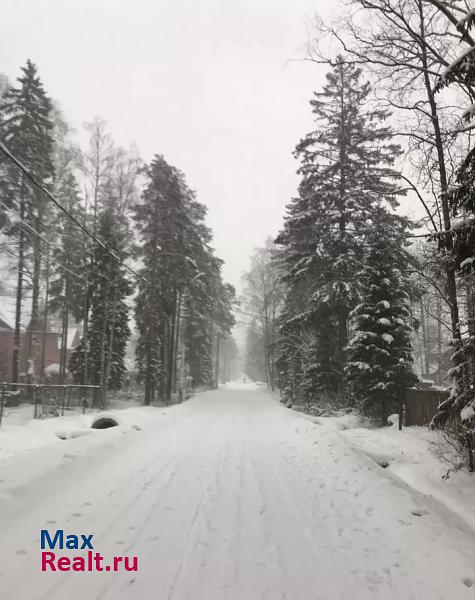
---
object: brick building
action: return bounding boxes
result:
[0,296,80,382]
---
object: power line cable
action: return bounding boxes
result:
[0,199,89,285]
[0,140,150,284]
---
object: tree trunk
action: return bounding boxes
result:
[12,181,26,385]
[420,299,430,377]
[98,275,112,406]
[172,292,182,395]
[144,323,153,406]
[166,304,177,404]
[418,0,461,347]
[28,213,43,361]
[104,294,118,402]
[436,296,442,385]
[39,250,50,381]
[59,301,69,384]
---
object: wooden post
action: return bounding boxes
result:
[172,292,182,395]
[399,391,404,431]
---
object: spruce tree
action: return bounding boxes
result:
[134,156,197,404]
[431,36,475,468]
[184,257,236,390]
[69,208,131,398]
[346,210,417,424]
[134,155,236,403]
[0,60,55,381]
[276,59,402,404]
[184,306,214,388]
[48,172,89,380]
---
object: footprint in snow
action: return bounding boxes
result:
[462,577,474,588]
[72,512,82,517]
[410,508,429,517]
[16,550,27,555]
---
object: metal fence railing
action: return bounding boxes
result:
[0,383,101,426]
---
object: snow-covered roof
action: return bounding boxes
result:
[67,325,82,349]
[0,310,13,330]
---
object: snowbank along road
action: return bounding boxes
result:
[1,384,475,599]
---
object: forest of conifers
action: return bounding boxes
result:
[0,61,238,407]
[241,0,475,468]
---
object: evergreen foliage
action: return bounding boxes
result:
[134,155,235,404]
[276,60,403,406]
[244,320,267,383]
[346,210,417,423]
[69,208,131,394]
[0,60,55,380]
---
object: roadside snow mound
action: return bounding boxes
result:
[0,405,165,460]
[340,420,475,531]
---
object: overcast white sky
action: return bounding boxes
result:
[1,0,338,289]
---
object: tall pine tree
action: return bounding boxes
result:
[0,60,55,381]
[276,59,402,404]
[134,156,198,404]
[69,208,131,401]
[48,172,89,380]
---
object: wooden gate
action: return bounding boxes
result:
[404,387,449,427]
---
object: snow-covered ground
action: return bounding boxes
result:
[336,417,475,532]
[1,386,475,599]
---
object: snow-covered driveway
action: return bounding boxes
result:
[1,385,475,599]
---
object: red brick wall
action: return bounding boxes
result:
[0,329,13,381]
[0,329,61,381]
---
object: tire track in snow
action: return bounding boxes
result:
[33,403,217,600]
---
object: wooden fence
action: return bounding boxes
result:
[404,387,449,427]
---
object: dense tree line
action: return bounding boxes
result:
[269,61,417,423]
[241,1,475,467]
[0,60,235,406]
[241,238,284,390]
[134,155,235,404]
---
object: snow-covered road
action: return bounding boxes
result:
[1,385,475,599]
